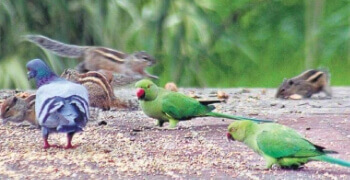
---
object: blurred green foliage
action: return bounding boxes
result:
[0,0,350,89]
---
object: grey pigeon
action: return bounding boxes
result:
[27,59,89,149]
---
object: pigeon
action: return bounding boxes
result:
[26,59,89,149]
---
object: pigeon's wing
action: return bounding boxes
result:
[35,80,89,127]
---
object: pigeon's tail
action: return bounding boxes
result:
[311,155,350,168]
[25,35,87,58]
[39,94,89,130]
[206,112,273,123]
[56,102,87,133]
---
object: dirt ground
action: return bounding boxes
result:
[0,87,350,179]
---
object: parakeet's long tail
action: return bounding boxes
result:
[311,155,350,167]
[206,112,273,123]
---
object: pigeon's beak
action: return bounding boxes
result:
[227,132,235,141]
[136,88,145,99]
[27,71,35,80]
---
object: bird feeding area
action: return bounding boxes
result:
[0,87,349,179]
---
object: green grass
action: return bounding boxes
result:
[0,0,350,89]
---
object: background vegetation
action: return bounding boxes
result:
[0,0,350,89]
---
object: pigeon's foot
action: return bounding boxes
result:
[64,144,78,149]
[43,138,57,149]
[43,144,60,149]
[65,132,76,149]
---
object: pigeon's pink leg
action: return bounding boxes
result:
[43,135,59,148]
[43,137,51,149]
[65,132,76,149]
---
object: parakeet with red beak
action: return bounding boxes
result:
[135,79,272,128]
[227,120,350,169]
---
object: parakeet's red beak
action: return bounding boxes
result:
[136,88,145,99]
[227,133,234,141]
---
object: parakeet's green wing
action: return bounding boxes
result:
[257,129,323,158]
[161,92,212,120]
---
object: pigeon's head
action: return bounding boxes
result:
[135,79,158,101]
[26,59,57,87]
[227,121,254,142]
[26,59,51,79]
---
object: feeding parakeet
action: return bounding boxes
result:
[135,79,272,128]
[227,120,350,169]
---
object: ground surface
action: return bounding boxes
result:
[0,87,350,179]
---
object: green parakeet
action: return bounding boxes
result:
[135,79,272,128]
[227,120,350,169]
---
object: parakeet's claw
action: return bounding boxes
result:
[168,119,179,128]
[155,120,165,127]
[265,158,277,169]
[280,165,303,170]
[163,126,180,130]
[270,164,280,170]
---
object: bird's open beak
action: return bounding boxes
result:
[27,71,35,80]
[226,132,234,141]
[136,88,145,99]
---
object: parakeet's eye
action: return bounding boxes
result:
[147,84,151,88]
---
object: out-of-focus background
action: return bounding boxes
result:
[0,0,349,89]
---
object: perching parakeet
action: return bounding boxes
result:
[227,120,350,169]
[135,79,272,128]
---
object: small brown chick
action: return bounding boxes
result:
[276,69,332,99]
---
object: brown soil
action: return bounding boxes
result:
[0,88,349,179]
